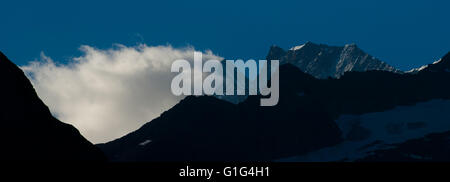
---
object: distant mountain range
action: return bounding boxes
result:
[218,42,401,104]
[268,41,399,79]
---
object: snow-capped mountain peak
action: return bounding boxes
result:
[406,65,429,73]
[289,41,312,51]
[433,58,443,64]
[407,58,443,73]
[407,52,450,73]
[344,43,357,48]
[289,44,305,51]
[267,42,399,79]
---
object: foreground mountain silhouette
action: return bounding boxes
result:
[98,64,342,161]
[99,51,450,161]
[0,52,105,160]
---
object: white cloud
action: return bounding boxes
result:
[21,44,222,144]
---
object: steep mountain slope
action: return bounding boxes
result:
[0,51,105,160]
[422,52,450,73]
[97,64,342,161]
[267,41,398,78]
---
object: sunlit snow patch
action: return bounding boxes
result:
[139,139,152,146]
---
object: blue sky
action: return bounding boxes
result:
[0,0,449,70]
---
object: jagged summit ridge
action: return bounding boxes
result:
[268,42,399,79]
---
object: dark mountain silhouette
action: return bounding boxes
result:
[0,51,105,160]
[354,52,450,161]
[97,63,342,161]
[286,51,450,118]
[267,41,399,79]
[422,52,450,73]
[99,51,450,161]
